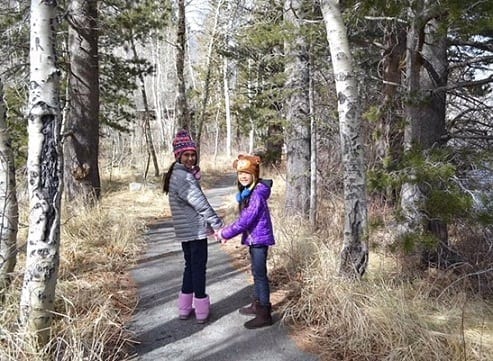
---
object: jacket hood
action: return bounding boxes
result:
[260,178,273,187]
[256,179,272,199]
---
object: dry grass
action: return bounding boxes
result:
[2,163,492,361]
[0,169,166,360]
[216,169,492,361]
[267,185,493,361]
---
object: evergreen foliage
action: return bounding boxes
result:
[369,146,491,228]
[0,1,173,163]
[0,2,30,166]
[225,2,286,161]
[99,0,171,132]
[4,85,28,166]
[344,0,492,263]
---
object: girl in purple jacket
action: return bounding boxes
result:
[218,154,275,329]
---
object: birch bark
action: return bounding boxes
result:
[20,0,63,345]
[321,0,368,277]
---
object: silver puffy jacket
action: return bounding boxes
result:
[168,162,223,242]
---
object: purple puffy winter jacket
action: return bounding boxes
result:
[221,180,275,246]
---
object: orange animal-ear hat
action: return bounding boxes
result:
[233,154,261,178]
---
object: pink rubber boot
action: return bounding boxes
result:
[178,292,194,320]
[193,295,210,324]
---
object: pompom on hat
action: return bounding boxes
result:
[233,154,261,178]
[172,129,197,159]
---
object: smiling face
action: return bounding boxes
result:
[237,171,254,187]
[179,150,197,170]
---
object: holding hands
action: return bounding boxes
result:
[214,228,228,244]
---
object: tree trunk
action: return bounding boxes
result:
[64,0,101,203]
[283,0,311,217]
[403,6,447,150]
[309,60,317,227]
[224,56,232,158]
[175,0,191,131]
[247,59,255,155]
[401,1,450,268]
[321,0,369,277]
[0,78,19,302]
[376,24,406,202]
[20,0,63,346]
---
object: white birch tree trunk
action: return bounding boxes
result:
[321,0,368,277]
[20,0,63,345]
[0,78,19,302]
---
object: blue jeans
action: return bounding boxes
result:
[181,239,208,298]
[250,245,270,306]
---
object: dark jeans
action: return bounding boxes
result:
[181,239,208,298]
[249,245,270,306]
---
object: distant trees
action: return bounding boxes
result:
[218,0,285,163]
[98,0,172,167]
[0,78,19,302]
[105,0,170,178]
[20,0,63,345]
[196,0,223,156]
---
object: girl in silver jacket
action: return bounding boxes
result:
[162,130,223,323]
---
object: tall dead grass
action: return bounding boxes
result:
[268,176,493,361]
[0,170,166,360]
[3,164,491,361]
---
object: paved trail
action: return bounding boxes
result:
[128,174,319,361]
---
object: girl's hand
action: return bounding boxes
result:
[215,229,228,244]
[214,229,223,243]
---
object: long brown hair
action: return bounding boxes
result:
[162,161,177,194]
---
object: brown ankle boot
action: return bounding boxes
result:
[244,304,273,329]
[239,299,259,316]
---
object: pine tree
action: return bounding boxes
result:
[64,0,101,203]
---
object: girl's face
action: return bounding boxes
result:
[238,171,254,187]
[180,151,197,170]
